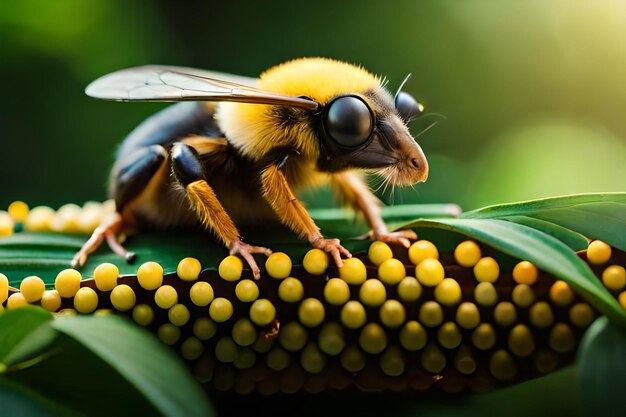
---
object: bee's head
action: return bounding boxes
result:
[216,57,429,186]
[314,87,428,186]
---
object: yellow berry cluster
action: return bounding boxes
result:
[2,236,625,395]
[0,200,116,237]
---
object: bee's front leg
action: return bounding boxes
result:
[259,156,351,267]
[330,171,417,248]
[171,143,271,278]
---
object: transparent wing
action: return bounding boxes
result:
[85,65,319,110]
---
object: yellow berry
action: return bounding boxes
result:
[397,276,422,302]
[215,337,238,363]
[619,291,626,310]
[339,257,367,285]
[249,299,275,326]
[399,321,427,351]
[378,258,405,285]
[437,322,462,349]
[40,290,61,312]
[472,323,496,350]
[93,263,118,291]
[232,318,258,346]
[408,240,439,265]
[456,302,480,329]
[177,257,201,281]
[454,240,481,267]
[189,281,214,307]
[379,299,406,328]
[24,206,55,232]
[193,317,217,340]
[55,269,81,298]
[512,261,538,285]
[455,346,477,374]
[512,284,535,307]
[298,298,325,327]
[265,252,292,279]
[7,293,28,309]
[301,343,326,373]
[0,273,8,303]
[415,258,445,287]
[419,301,444,327]
[529,302,554,328]
[340,344,366,373]
[602,265,626,291]
[549,323,576,353]
[154,285,178,309]
[266,348,291,371]
[494,301,517,327]
[279,321,308,351]
[110,284,136,311]
[218,255,244,281]
[550,280,575,306]
[20,276,45,303]
[0,211,14,237]
[434,278,462,306]
[210,297,234,323]
[340,301,367,329]
[490,350,517,380]
[168,304,190,326]
[324,278,350,305]
[8,201,29,223]
[73,287,98,313]
[368,241,393,266]
[58,308,77,316]
[180,337,204,361]
[473,257,500,283]
[318,322,345,355]
[132,304,154,326]
[421,343,446,373]
[235,280,259,302]
[137,261,163,290]
[51,203,81,233]
[474,282,498,306]
[508,324,535,357]
[359,279,386,307]
[158,323,181,345]
[569,303,594,328]
[380,345,405,377]
[587,240,612,265]
[303,248,329,275]
[359,323,387,354]
[278,277,304,303]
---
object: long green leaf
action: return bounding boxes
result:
[578,317,626,417]
[462,193,626,250]
[400,218,626,327]
[501,216,589,251]
[0,307,55,369]
[0,376,83,417]
[51,315,213,417]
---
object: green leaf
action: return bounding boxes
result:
[0,376,83,417]
[462,193,626,250]
[500,216,589,251]
[400,218,626,327]
[51,315,213,417]
[578,317,626,417]
[0,307,55,369]
[0,204,459,286]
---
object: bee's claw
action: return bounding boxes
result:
[312,237,351,268]
[373,229,417,247]
[229,239,272,280]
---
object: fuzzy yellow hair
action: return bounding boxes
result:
[215,58,381,163]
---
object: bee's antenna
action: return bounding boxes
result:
[395,73,412,99]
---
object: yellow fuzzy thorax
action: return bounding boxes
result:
[215,58,381,164]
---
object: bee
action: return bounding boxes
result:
[73,58,429,278]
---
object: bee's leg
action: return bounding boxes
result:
[171,143,271,279]
[71,145,166,269]
[330,171,417,247]
[260,155,351,267]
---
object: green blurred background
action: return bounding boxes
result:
[1,0,625,211]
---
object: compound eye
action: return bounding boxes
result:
[395,91,424,122]
[324,96,373,147]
